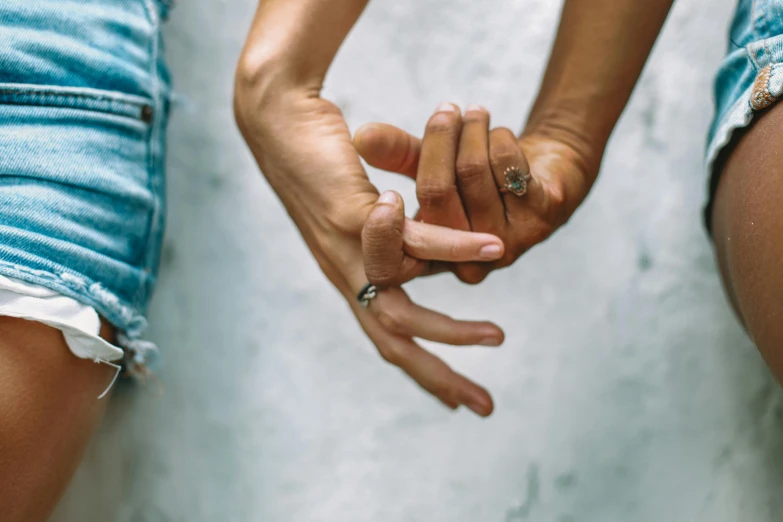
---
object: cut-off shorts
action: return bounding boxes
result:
[0,0,779,366]
[706,0,783,228]
[0,0,171,367]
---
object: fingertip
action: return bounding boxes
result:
[479,244,503,261]
[377,190,399,206]
[436,101,461,114]
[495,327,506,346]
[477,234,505,260]
[466,394,494,417]
[429,102,462,127]
[365,195,405,238]
[464,104,490,124]
[477,323,504,347]
[353,122,383,152]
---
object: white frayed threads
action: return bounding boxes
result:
[117,333,159,379]
[59,272,88,288]
[94,359,122,399]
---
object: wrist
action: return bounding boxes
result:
[235,54,311,125]
[523,104,606,181]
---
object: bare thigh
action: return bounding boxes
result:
[712,101,783,381]
[0,316,116,522]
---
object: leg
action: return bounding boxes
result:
[0,317,116,522]
[712,101,783,381]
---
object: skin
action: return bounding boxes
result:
[234,0,676,413]
[712,101,783,383]
[234,0,508,416]
[0,318,115,522]
[18,0,778,518]
[11,0,783,518]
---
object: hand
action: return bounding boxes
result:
[354,103,597,283]
[234,76,506,415]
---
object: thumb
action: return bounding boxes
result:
[353,123,422,180]
[362,191,426,287]
[362,191,506,288]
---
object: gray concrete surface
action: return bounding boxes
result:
[52,0,783,520]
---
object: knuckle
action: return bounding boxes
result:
[490,126,516,140]
[530,219,555,244]
[376,309,405,334]
[426,380,449,398]
[426,114,459,136]
[548,183,567,209]
[490,149,519,169]
[378,343,405,366]
[417,183,456,209]
[365,266,398,287]
[456,159,490,188]
[513,217,555,251]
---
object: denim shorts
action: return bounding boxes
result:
[0,0,171,342]
[706,0,783,229]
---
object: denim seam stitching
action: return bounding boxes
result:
[0,96,147,121]
[748,40,764,71]
[0,89,147,106]
[0,87,154,122]
[137,0,164,310]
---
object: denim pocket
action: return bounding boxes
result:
[0,83,158,280]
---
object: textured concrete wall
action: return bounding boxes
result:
[52,0,783,521]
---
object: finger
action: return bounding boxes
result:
[363,191,429,287]
[456,105,505,233]
[371,288,504,346]
[400,339,494,416]
[402,218,504,262]
[366,321,494,416]
[488,127,534,216]
[416,103,470,228]
[363,192,504,286]
[353,123,422,180]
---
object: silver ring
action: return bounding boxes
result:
[499,166,531,197]
[357,282,378,308]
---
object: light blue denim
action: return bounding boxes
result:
[706,0,783,228]
[0,0,171,343]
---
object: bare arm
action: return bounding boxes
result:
[526,0,676,175]
[234,1,509,416]
[354,0,678,282]
[238,0,369,94]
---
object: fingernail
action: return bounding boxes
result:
[479,244,502,260]
[377,191,397,205]
[436,102,458,113]
[466,104,486,112]
[479,338,501,347]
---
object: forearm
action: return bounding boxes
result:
[233,0,381,298]
[236,0,369,98]
[525,0,675,174]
